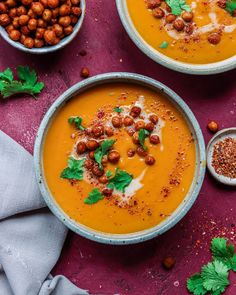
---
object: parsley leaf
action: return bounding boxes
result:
[61,157,85,180]
[84,188,104,205]
[166,0,191,15]
[0,66,44,99]
[138,128,150,150]
[226,0,236,15]
[202,260,229,293]
[94,139,116,169]
[160,41,169,49]
[187,273,207,295]
[106,170,113,178]
[68,116,85,130]
[211,237,236,271]
[107,168,133,192]
[114,106,122,113]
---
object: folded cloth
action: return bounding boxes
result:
[0,131,88,295]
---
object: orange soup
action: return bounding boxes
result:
[127,0,236,64]
[43,83,196,234]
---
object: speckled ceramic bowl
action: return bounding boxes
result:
[34,72,206,245]
[0,0,85,54]
[116,0,236,75]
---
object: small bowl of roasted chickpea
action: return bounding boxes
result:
[0,0,85,54]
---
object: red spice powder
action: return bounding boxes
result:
[212,137,236,179]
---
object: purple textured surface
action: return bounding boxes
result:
[1,1,236,294]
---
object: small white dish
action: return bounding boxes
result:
[207,128,236,186]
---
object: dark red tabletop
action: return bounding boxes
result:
[1,1,236,294]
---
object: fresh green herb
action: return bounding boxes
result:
[84,188,104,205]
[107,168,133,193]
[106,170,113,178]
[94,139,116,169]
[225,0,236,15]
[68,116,85,130]
[187,237,236,295]
[160,41,169,49]
[165,0,191,15]
[61,157,85,180]
[0,66,44,99]
[114,106,122,113]
[138,128,150,150]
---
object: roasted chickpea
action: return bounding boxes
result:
[207,121,218,133]
[44,29,57,45]
[43,9,52,22]
[135,120,145,131]
[162,257,176,270]
[31,2,44,15]
[112,116,123,128]
[127,128,135,137]
[108,150,120,164]
[127,148,135,157]
[102,188,113,197]
[104,126,114,137]
[181,11,193,22]
[136,146,148,157]
[185,24,194,35]
[6,24,14,33]
[70,15,78,25]
[59,4,71,15]
[53,23,63,37]
[123,116,134,127]
[162,2,171,12]
[48,0,59,8]
[17,6,27,16]
[130,106,141,118]
[20,34,26,44]
[9,8,17,18]
[28,19,38,30]
[165,13,176,23]
[132,132,139,144]
[12,17,20,28]
[9,29,21,41]
[84,159,94,170]
[208,32,221,45]
[52,7,59,18]
[150,134,160,144]
[22,0,33,5]
[102,155,108,167]
[89,150,95,159]
[19,15,29,26]
[145,155,156,165]
[76,141,87,154]
[0,14,11,26]
[27,9,36,18]
[153,7,165,18]
[5,0,17,8]
[173,19,185,31]
[86,140,99,151]
[71,6,81,16]
[145,122,155,132]
[0,3,8,14]
[146,0,161,9]
[92,125,104,138]
[217,0,226,8]
[23,37,34,48]
[59,15,71,27]
[21,25,30,35]
[92,165,104,177]
[40,0,48,7]
[71,0,80,5]
[35,27,45,38]
[34,38,44,47]
[98,175,108,184]
[38,18,47,28]
[80,67,89,78]
[64,25,73,35]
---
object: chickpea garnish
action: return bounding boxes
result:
[86,140,99,151]
[92,165,104,177]
[150,135,160,145]
[153,7,165,19]
[181,11,193,22]
[108,150,120,163]
[146,0,161,9]
[145,155,156,165]
[145,122,155,132]
[105,126,114,137]
[123,116,134,127]
[98,175,108,184]
[173,19,185,31]
[76,141,87,154]
[112,116,123,128]
[84,159,94,170]
[92,125,104,138]
[136,146,148,157]
[135,120,146,131]
[130,106,141,118]
[165,13,176,23]
[132,132,140,144]
[127,148,135,157]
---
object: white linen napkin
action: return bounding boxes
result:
[0,130,88,295]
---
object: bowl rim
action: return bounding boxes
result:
[116,0,236,75]
[0,0,86,54]
[34,72,206,245]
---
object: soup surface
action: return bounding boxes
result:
[127,0,236,64]
[43,83,196,234]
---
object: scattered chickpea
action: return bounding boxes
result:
[208,32,221,45]
[23,36,34,48]
[130,106,141,118]
[102,188,113,197]
[145,155,156,165]
[108,150,120,164]
[185,24,194,35]
[92,125,104,138]
[0,14,11,26]
[112,116,123,128]
[153,7,165,19]
[165,13,176,23]
[9,29,21,40]
[104,126,114,137]
[80,67,90,78]
[181,11,193,22]
[150,134,160,144]
[162,257,176,270]
[102,155,108,167]
[132,132,140,144]
[86,140,99,151]
[76,141,87,154]
[145,122,155,132]
[127,148,135,157]
[162,2,171,12]
[123,116,134,127]
[92,165,104,177]
[98,175,108,184]
[207,121,218,133]
[173,19,185,31]
[28,18,37,30]
[217,0,226,8]
[135,120,146,131]
[136,146,148,157]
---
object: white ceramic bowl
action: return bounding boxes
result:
[116,0,236,75]
[0,0,85,54]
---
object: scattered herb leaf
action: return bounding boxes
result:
[107,168,133,193]
[68,116,85,130]
[0,66,44,98]
[84,188,104,205]
[114,106,122,113]
[187,274,207,295]
[225,0,236,15]
[94,139,116,169]
[138,128,150,150]
[165,0,191,15]
[160,41,169,49]
[106,170,113,178]
[61,157,85,180]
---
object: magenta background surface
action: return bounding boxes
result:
[1,1,236,294]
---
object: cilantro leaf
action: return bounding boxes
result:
[187,273,208,295]
[106,170,113,178]
[0,68,13,83]
[114,107,122,113]
[68,116,85,130]
[226,0,236,15]
[201,260,229,293]
[84,188,104,205]
[211,238,236,271]
[107,168,133,192]
[94,139,115,169]
[166,0,191,15]
[61,157,85,180]
[160,41,169,49]
[138,128,149,150]
[17,66,37,86]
